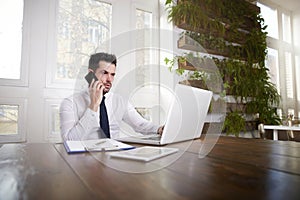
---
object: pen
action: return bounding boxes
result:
[101,145,119,151]
[95,140,106,146]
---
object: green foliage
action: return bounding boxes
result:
[164,55,187,75]
[223,111,246,137]
[165,0,281,136]
[165,0,172,5]
[166,0,225,35]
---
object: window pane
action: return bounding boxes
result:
[56,0,112,80]
[257,2,278,39]
[135,9,153,85]
[277,108,283,119]
[266,48,280,93]
[51,105,60,134]
[0,0,23,79]
[285,52,293,98]
[282,13,291,43]
[296,56,300,101]
[287,109,294,118]
[136,9,152,29]
[0,105,18,135]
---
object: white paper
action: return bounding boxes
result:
[64,139,135,153]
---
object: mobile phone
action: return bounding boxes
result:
[85,71,98,86]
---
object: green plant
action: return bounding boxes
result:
[223,111,246,137]
[164,54,225,95]
[165,0,281,136]
[164,55,186,75]
[166,0,225,35]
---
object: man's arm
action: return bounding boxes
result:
[59,97,99,141]
[122,102,162,135]
[60,79,106,141]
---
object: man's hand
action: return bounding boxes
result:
[88,79,105,112]
[157,125,164,135]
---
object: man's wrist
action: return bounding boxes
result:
[89,104,98,112]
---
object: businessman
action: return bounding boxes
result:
[60,52,164,140]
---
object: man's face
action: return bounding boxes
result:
[94,61,116,94]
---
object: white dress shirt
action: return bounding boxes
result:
[59,89,159,141]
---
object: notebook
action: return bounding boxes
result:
[109,146,179,162]
[63,138,135,153]
[117,83,213,145]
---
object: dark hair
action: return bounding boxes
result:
[88,52,117,71]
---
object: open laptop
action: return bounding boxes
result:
[117,83,213,145]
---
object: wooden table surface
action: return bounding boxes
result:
[0,136,299,200]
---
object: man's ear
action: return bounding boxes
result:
[88,69,94,73]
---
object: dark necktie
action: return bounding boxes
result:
[99,96,110,138]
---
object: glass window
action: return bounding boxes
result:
[135,9,153,85]
[285,52,293,98]
[258,2,298,123]
[0,0,23,79]
[257,2,278,39]
[266,48,280,93]
[136,9,152,29]
[133,8,160,124]
[282,13,291,43]
[44,100,62,142]
[56,0,112,80]
[0,105,18,135]
[51,105,60,134]
[277,108,283,119]
[296,55,300,101]
[287,109,294,117]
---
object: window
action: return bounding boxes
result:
[0,0,23,79]
[266,48,280,92]
[257,2,278,39]
[0,0,27,143]
[135,9,153,85]
[0,98,26,143]
[282,13,291,43]
[296,56,300,102]
[44,100,62,142]
[0,105,18,135]
[258,2,297,117]
[50,105,60,134]
[55,0,112,81]
[277,108,283,119]
[131,7,159,123]
[285,51,293,98]
[136,9,152,29]
[287,108,294,117]
[1,0,162,143]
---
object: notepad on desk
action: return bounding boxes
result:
[63,139,135,153]
[109,146,179,162]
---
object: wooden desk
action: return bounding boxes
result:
[0,137,300,199]
[264,125,300,140]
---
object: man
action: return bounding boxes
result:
[60,52,163,141]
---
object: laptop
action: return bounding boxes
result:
[117,83,213,145]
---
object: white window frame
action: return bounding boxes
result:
[0,0,30,87]
[0,98,27,143]
[43,98,62,143]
